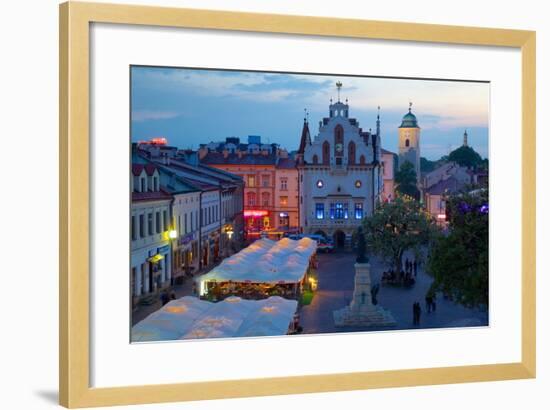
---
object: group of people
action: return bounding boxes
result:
[381,258,419,288]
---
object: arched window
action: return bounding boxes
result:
[348,141,356,165]
[334,125,344,155]
[261,192,270,206]
[322,141,330,165]
[359,155,366,165]
[405,139,410,147]
[312,154,319,165]
[247,192,256,206]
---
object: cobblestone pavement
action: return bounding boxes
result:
[300,250,488,334]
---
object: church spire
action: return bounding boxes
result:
[463,129,468,147]
[376,106,381,138]
[298,109,311,156]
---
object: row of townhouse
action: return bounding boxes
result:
[130,142,244,307]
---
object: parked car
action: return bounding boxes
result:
[317,238,334,253]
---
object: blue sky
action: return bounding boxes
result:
[131,66,489,160]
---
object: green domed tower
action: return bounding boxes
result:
[398,102,421,186]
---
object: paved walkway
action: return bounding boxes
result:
[300,250,488,334]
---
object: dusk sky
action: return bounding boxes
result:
[131,66,489,160]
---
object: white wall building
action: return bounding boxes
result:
[130,163,173,306]
[296,87,383,248]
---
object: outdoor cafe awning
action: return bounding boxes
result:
[131,296,298,341]
[197,237,317,286]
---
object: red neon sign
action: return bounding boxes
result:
[244,210,268,217]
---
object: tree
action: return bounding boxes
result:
[448,145,483,168]
[362,196,438,272]
[427,189,489,308]
[395,161,420,199]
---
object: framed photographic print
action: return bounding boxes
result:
[59,1,536,408]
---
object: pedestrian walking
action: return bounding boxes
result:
[170,291,176,300]
[413,260,418,276]
[425,295,432,313]
[192,282,197,296]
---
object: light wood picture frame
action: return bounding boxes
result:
[59,1,536,408]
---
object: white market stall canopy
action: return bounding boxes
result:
[132,296,298,341]
[199,237,317,285]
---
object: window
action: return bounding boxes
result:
[359,155,366,165]
[262,192,270,206]
[147,213,153,236]
[139,214,144,238]
[315,203,324,219]
[355,203,363,219]
[312,154,318,165]
[153,176,159,191]
[155,211,161,234]
[333,203,345,219]
[334,125,344,155]
[405,139,410,147]
[140,177,146,192]
[163,210,168,231]
[280,178,288,190]
[280,196,288,206]
[247,175,256,187]
[184,213,188,234]
[247,192,256,206]
[262,175,270,187]
[348,141,356,165]
[131,215,136,240]
[322,141,330,165]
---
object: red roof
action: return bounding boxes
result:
[132,163,158,177]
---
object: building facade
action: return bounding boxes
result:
[135,141,244,275]
[200,141,300,237]
[398,103,421,186]
[130,163,174,307]
[274,158,299,232]
[297,90,383,248]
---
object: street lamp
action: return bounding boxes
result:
[168,229,178,239]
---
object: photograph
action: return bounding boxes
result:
[129,66,490,342]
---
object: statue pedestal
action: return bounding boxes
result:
[333,263,396,328]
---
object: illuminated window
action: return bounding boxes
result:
[355,203,364,219]
[355,180,362,188]
[280,196,288,206]
[247,175,256,187]
[316,179,324,188]
[316,203,324,219]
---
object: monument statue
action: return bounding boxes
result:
[333,227,396,328]
[355,226,369,263]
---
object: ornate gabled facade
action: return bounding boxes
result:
[297,84,383,248]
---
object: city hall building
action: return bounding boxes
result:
[297,85,384,248]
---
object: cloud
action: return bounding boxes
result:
[132,110,181,122]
